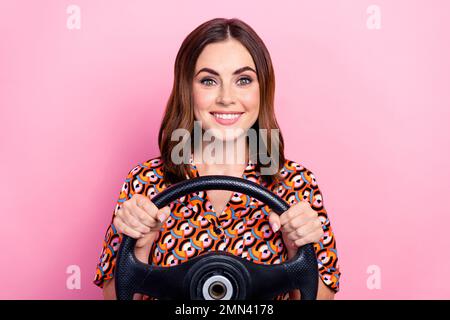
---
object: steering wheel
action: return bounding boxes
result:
[115,175,318,300]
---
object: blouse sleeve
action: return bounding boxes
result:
[93,165,137,288]
[283,165,341,293]
[301,167,341,293]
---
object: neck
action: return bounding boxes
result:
[193,134,249,168]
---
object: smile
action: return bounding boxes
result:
[210,112,244,126]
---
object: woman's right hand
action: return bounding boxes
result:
[113,194,170,248]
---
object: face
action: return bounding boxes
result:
[192,38,260,141]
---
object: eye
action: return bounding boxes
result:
[200,77,217,86]
[237,77,252,86]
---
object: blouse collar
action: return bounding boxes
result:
[188,154,258,181]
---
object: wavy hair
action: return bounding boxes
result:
[158,18,285,186]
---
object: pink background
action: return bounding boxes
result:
[1,0,449,299]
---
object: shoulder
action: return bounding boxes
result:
[277,159,326,209]
[122,156,167,197]
[124,156,164,178]
[278,158,319,189]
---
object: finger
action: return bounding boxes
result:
[279,206,302,226]
[287,223,317,241]
[131,204,160,228]
[136,232,158,248]
[119,207,151,234]
[137,197,167,222]
[294,229,324,247]
[281,214,310,233]
[132,203,165,231]
[114,216,143,239]
[157,206,170,223]
[268,211,281,233]
[122,224,144,240]
[279,202,310,225]
[135,195,156,213]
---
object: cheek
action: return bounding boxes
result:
[193,86,216,112]
[239,88,260,113]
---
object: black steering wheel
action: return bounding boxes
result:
[115,175,318,300]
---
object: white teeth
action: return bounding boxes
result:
[213,113,242,120]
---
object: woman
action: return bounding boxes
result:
[93,18,340,300]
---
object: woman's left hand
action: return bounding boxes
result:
[268,200,324,256]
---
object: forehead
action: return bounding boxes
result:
[195,38,256,72]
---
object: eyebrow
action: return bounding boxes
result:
[195,66,257,77]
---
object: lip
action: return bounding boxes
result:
[210,112,244,126]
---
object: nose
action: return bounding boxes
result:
[216,84,235,106]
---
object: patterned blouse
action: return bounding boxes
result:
[93,156,341,299]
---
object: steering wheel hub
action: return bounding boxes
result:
[187,254,249,300]
[206,277,229,300]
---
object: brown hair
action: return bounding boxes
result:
[158,18,285,186]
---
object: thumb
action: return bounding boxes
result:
[268,211,281,233]
[157,205,171,223]
[136,231,158,248]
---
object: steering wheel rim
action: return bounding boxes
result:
[115,175,318,300]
